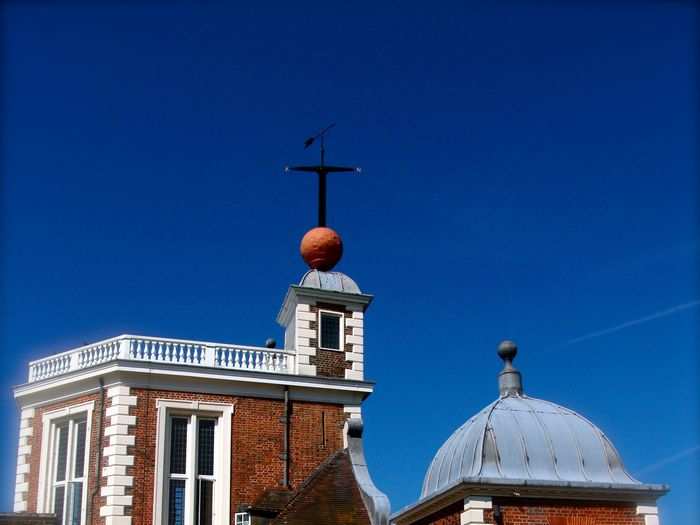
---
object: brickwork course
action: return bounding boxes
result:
[484,499,644,525]
[412,499,645,525]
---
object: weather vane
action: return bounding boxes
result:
[284,123,361,227]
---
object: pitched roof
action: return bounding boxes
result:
[272,450,372,525]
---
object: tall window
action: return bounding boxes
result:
[319,311,342,350]
[167,415,217,525]
[51,417,87,525]
[154,400,231,525]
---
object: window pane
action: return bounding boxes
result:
[196,479,213,525]
[66,481,83,525]
[73,420,87,478]
[54,486,65,525]
[169,417,188,475]
[55,424,69,482]
[320,313,340,349]
[168,479,186,525]
[197,419,215,476]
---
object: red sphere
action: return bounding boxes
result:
[300,227,343,271]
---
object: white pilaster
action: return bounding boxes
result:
[102,386,137,523]
[344,311,365,380]
[460,496,492,525]
[14,407,35,512]
[295,301,317,376]
[637,503,660,525]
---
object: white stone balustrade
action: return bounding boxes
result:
[27,335,296,383]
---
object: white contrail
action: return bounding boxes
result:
[635,445,700,476]
[562,300,700,347]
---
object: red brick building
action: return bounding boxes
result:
[390,341,668,525]
[11,230,668,525]
[12,265,390,525]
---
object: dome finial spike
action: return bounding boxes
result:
[497,340,523,396]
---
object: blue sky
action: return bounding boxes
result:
[1,1,698,523]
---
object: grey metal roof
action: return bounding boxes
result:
[347,419,390,525]
[421,394,641,499]
[299,270,361,294]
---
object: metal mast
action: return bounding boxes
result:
[285,124,361,227]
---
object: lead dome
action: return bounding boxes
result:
[421,341,647,501]
[299,269,361,294]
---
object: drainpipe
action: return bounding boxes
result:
[87,378,105,525]
[280,386,290,487]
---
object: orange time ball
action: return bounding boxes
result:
[300,227,343,271]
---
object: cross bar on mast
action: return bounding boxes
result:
[284,124,361,227]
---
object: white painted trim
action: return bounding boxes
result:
[15,361,373,404]
[14,407,36,512]
[460,496,492,525]
[153,399,233,525]
[637,503,660,525]
[36,401,94,525]
[100,387,136,525]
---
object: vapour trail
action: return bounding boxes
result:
[635,445,700,476]
[562,300,700,347]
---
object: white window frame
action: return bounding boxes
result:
[37,401,94,525]
[234,512,251,525]
[153,400,233,525]
[318,309,344,351]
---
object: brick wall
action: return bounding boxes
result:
[0,513,57,525]
[411,499,644,525]
[128,388,346,525]
[485,498,644,525]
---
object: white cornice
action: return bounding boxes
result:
[277,285,373,326]
[14,360,374,408]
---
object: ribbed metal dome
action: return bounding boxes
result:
[421,394,641,499]
[299,270,361,294]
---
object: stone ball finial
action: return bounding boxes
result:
[300,226,343,271]
[497,340,522,396]
[497,340,518,362]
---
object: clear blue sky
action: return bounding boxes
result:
[1,1,698,523]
